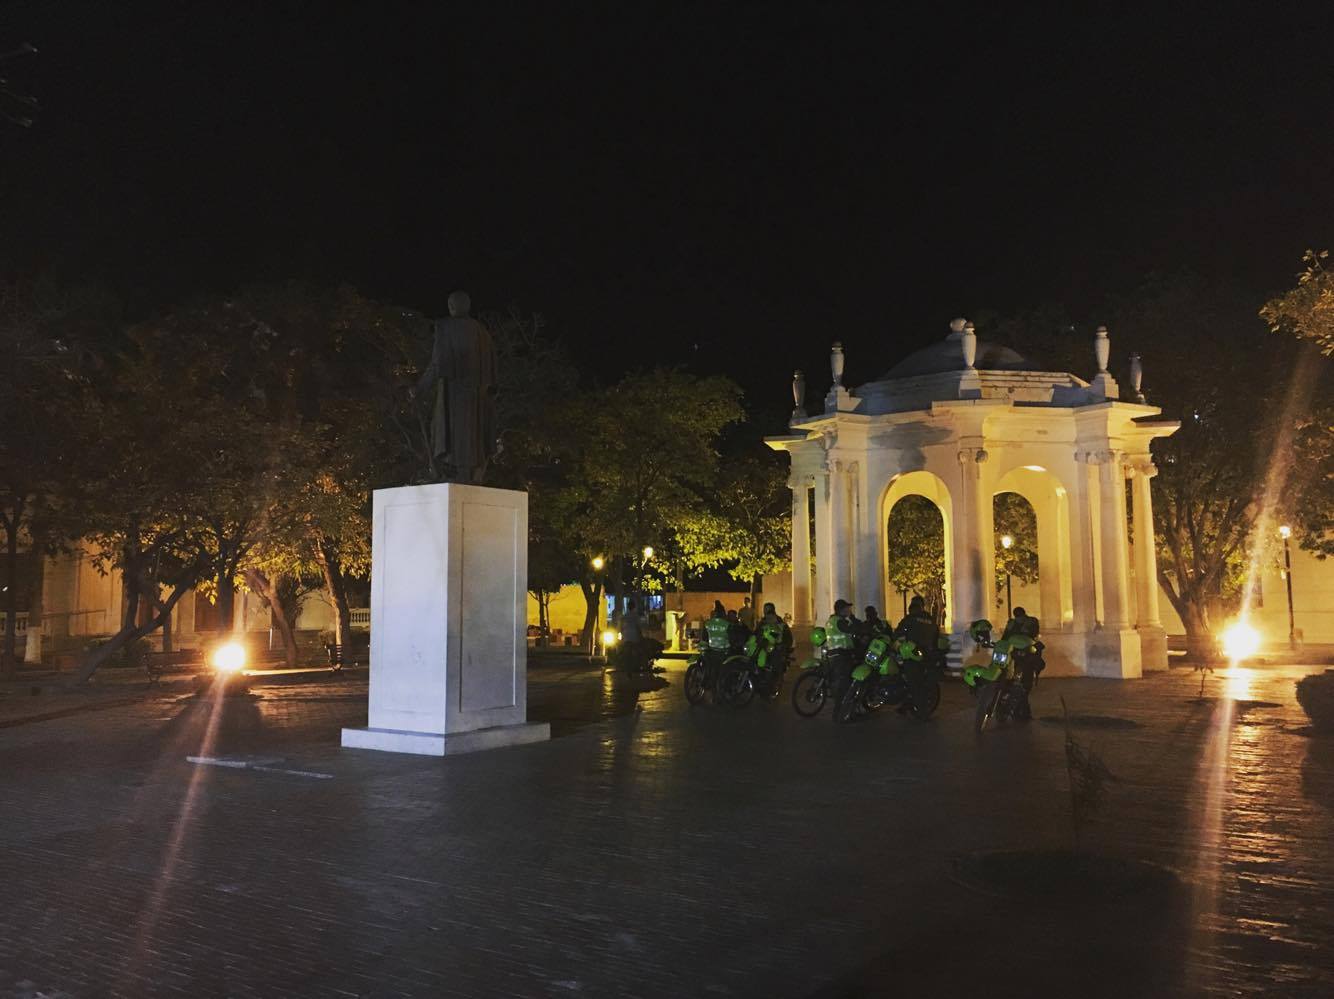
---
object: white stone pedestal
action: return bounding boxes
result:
[341,483,550,757]
[1084,628,1144,679]
[1138,624,1169,672]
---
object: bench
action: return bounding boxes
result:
[324,643,366,671]
[142,649,204,683]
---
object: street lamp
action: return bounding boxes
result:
[591,555,605,571]
[642,546,654,561]
[1000,534,1014,619]
[1279,525,1296,650]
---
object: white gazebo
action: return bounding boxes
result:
[767,319,1178,678]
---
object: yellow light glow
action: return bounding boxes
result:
[211,641,247,673]
[642,546,654,560]
[1000,534,1014,550]
[1225,666,1253,701]
[1278,525,1291,539]
[1219,621,1260,663]
[601,629,618,648]
[591,555,605,570]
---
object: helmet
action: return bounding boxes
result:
[810,627,827,646]
[969,619,994,642]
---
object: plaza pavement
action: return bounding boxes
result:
[0,656,1331,998]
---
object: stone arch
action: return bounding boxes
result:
[992,464,1074,628]
[880,470,955,632]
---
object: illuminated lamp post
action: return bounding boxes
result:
[1279,526,1296,650]
[1000,534,1014,619]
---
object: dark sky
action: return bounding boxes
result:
[3,2,1332,416]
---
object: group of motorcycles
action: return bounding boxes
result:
[682,615,1047,732]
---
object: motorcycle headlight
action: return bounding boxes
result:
[994,652,1009,664]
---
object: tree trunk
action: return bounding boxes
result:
[611,557,625,625]
[750,573,761,620]
[161,600,174,654]
[315,537,352,648]
[1157,566,1217,662]
[578,578,603,649]
[216,567,236,634]
[70,582,193,686]
[24,546,44,665]
[243,569,298,669]
[1,514,19,677]
[1177,598,1217,662]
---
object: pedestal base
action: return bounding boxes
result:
[341,721,550,758]
[1137,625,1169,672]
[1084,628,1144,679]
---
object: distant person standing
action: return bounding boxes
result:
[738,596,756,631]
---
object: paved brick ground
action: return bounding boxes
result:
[0,658,1331,998]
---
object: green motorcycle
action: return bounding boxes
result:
[718,623,790,708]
[857,635,944,719]
[791,628,851,718]
[963,619,1034,733]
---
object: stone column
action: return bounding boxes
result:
[789,474,813,626]
[1130,461,1161,626]
[1131,460,1168,670]
[1080,449,1142,678]
[952,446,994,634]
[850,461,885,616]
[813,463,833,621]
[826,454,853,607]
[1097,451,1133,628]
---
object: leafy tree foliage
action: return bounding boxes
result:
[1262,249,1334,356]
[886,495,945,621]
[994,491,1039,607]
[675,452,791,607]
[0,281,112,674]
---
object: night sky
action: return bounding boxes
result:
[3,2,1332,417]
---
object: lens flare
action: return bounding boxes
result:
[1219,622,1260,663]
[211,641,247,673]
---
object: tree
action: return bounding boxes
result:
[1103,277,1328,658]
[1262,249,1334,356]
[994,492,1040,609]
[988,276,1331,658]
[675,452,791,610]
[571,369,744,617]
[886,496,946,622]
[0,281,110,675]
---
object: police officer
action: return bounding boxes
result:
[758,601,795,661]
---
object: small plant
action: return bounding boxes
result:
[1296,670,1334,733]
[1062,696,1119,850]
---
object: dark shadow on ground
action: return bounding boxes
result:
[1038,713,1142,730]
[815,856,1192,999]
[1300,732,1334,812]
[528,665,670,738]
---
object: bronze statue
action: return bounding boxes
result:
[414,291,498,484]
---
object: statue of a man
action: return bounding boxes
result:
[415,291,498,483]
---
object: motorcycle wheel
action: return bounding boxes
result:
[684,663,708,706]
[720,663,756,709]
[910,677,941,719]
[974,681,1002,733]
[791,671,827,718]
[1010,684,1032,722]
[863,679,889,712]
[834,680,863,724]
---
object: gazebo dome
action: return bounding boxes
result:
[880,328,1032,380]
